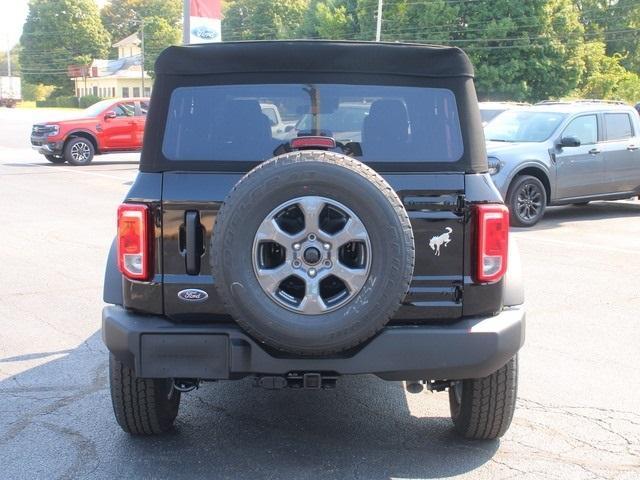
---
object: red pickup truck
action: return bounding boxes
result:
[31,98,149,166]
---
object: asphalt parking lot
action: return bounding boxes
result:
[0,107,639,479]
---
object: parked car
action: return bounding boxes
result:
[479,101,528,126]
[30,97,149,165]
[485,100,640,226]
[288,102,370,143]
[260,102,296,138]
[102,41,524,440]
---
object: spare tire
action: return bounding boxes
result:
[211,151,414,355]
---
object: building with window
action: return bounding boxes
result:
[71,33,152,99]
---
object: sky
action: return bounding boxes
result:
[2,0,108,49]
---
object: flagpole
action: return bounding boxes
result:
[375,0,383,42]
[183,0,190,44]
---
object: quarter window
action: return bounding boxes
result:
[562,115,598,145]
[604,113,633,141]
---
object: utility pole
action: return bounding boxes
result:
[140,18,145,94]
[5,36,11,77]
[183,0,190,44]
[375,0,383,42]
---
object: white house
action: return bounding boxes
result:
[71,33,152,99]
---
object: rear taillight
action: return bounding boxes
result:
[475,204,509,283]
[117,203,150,281]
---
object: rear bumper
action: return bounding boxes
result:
[102,305,525,381]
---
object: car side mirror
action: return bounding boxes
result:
[285,125,294,132]
[559,136,580,148]
[104,111,117,120]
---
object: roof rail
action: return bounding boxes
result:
[480,101,531,106]
[536,99,627,106]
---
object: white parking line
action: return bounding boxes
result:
[515,235,639,255]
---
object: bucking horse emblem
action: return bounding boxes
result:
[429,227,453,256]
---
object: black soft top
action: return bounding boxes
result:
[155,41,475,78]
[142,41,487,174]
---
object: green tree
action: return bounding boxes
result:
[576,0,640,72]
[101,0,181,44]
[452,0,585,102]
[315,2,350,39]
[22,82,56,101]
[575,41,640,101]
[20,0,110,91]
[142,16,181,77]
[302,0,360,39]
[381,0,460,44]
[222,0,308,40]
[354,0,379,40]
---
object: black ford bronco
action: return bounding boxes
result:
[102,41,525,440]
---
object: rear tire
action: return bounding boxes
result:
[64,137,95,166]
[507,175,547,227]
[109,355,181,435]
[449,355,518,440]
[44,154,65,164]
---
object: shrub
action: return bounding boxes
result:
[79,95,103,109]
[35,95,79,108]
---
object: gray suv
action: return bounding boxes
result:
[485,101,640,226]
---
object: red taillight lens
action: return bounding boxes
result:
[117,203,150,280]
[475,204,509,283]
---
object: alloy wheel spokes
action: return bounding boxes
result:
[252,196,371,315]
[329,217,368,248]
[71,142,90,161]
[517,183,542,220]
[297,196,324,233]
[255,263,296,294]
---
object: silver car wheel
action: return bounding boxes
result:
[70,141,91,163]
[252,196,371,315]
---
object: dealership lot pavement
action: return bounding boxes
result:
[0,108,639,479]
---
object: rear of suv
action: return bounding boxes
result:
[486,100,640,226]
[102,41,525,440]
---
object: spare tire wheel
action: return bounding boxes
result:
[211,151,415,355]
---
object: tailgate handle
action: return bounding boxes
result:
[185,211,203,275]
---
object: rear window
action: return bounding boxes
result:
[604,113,633,141]
[161,84,463,163]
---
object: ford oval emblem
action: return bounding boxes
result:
[177,289,209,302]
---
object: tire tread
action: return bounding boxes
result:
[109,355,180,435]
[450,355,518,440]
